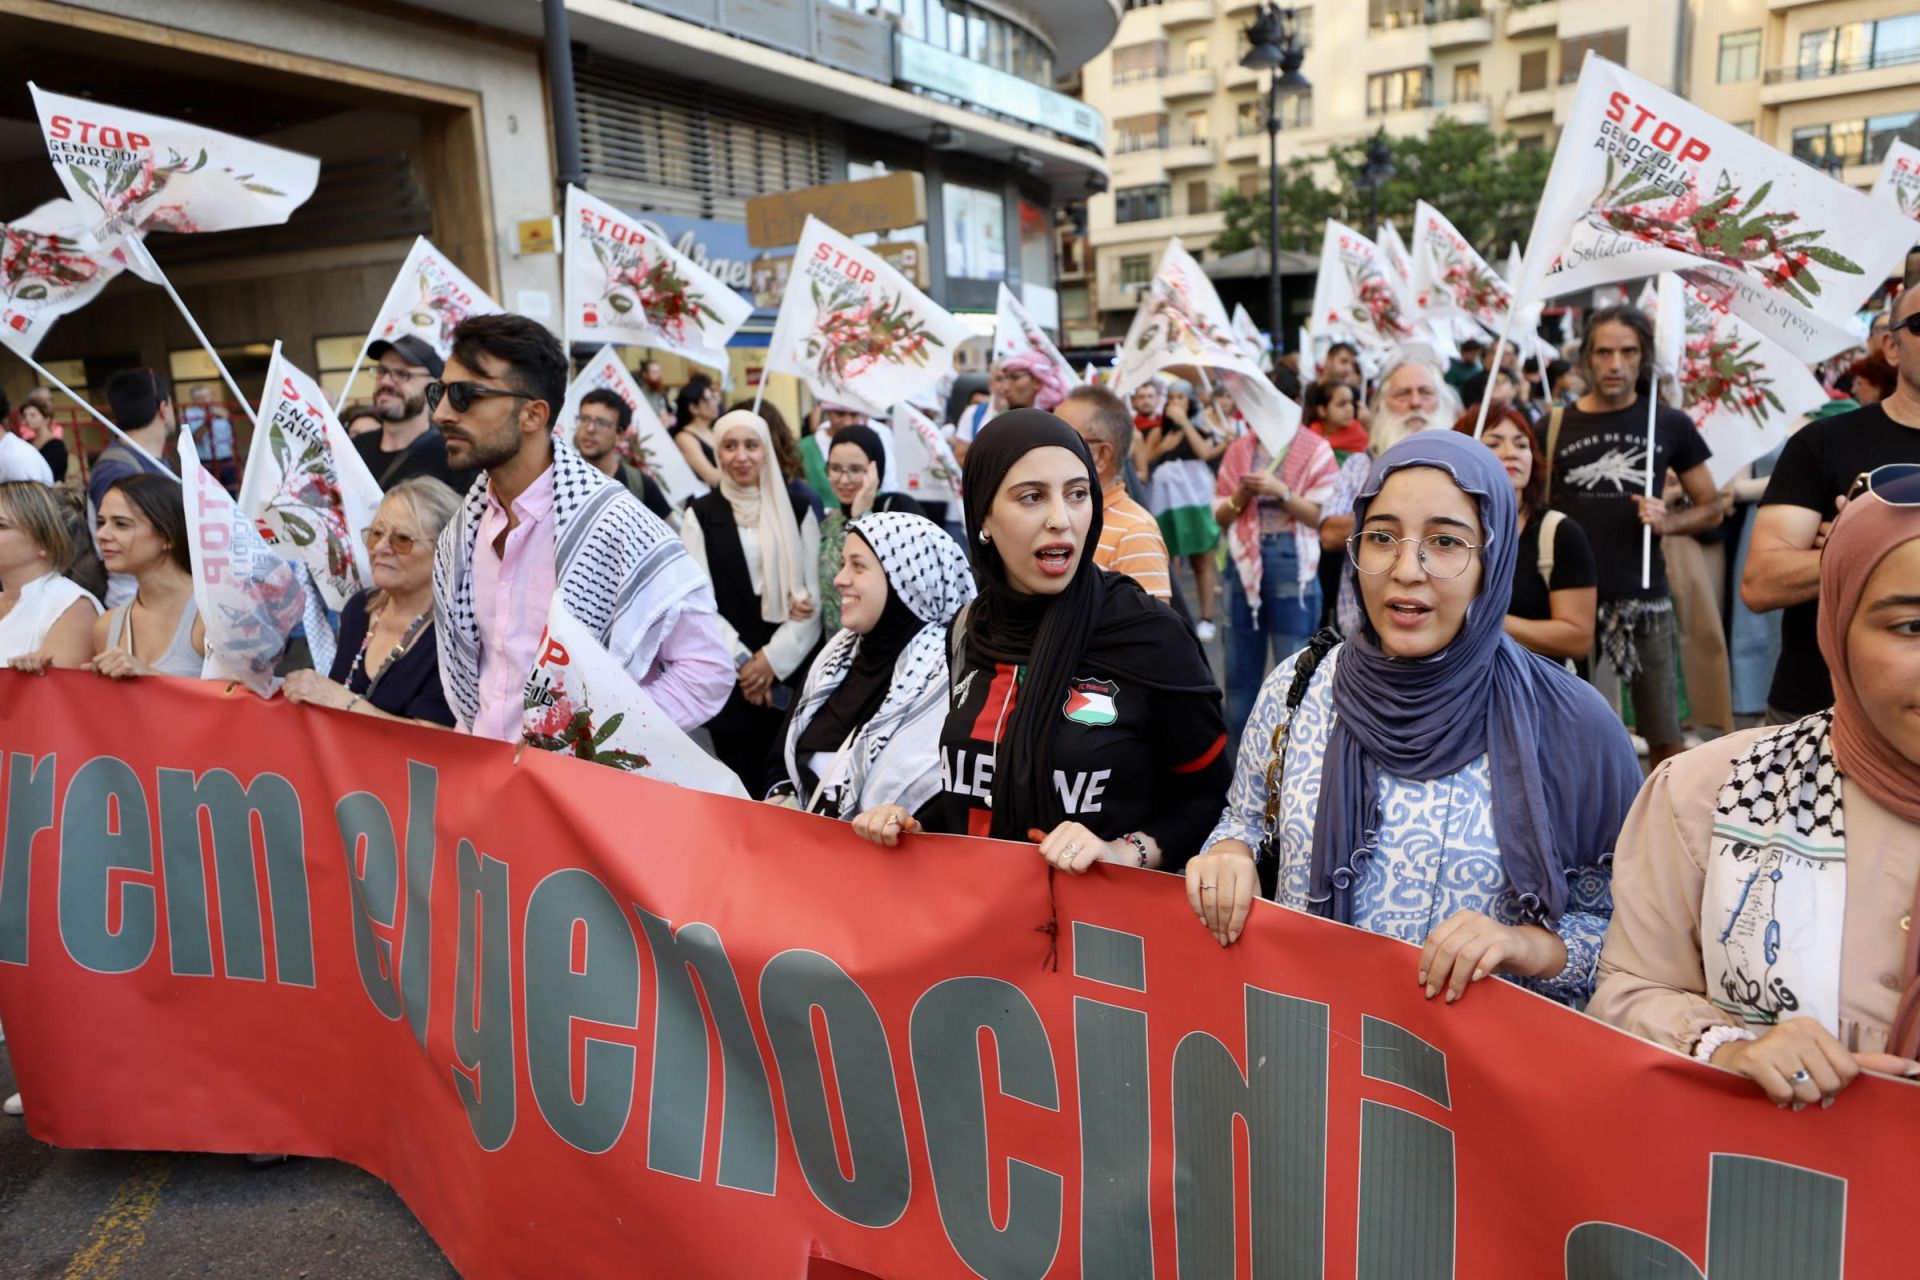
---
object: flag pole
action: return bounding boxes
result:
[126,237,259,428]
[1641,378,1658,591]
[1471,304,1518,441]
[331,342,370,419]
[751,368,769,417]
[4,345,171,475]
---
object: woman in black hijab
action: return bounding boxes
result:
[819,424,927,632]
[852,409,1230,874]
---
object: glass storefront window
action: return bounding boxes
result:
[1019,198,1052,290]
[943,182,1006,280]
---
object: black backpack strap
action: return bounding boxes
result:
[1255,625,1342,901]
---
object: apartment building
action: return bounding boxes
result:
[1690,2,1920,193]
[1077,0,1693,335]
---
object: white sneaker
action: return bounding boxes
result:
[3,1093,21,1116]
[1196,619,1218,643]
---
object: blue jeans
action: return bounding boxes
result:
[1224,532,1321,754]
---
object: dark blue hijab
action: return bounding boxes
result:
[1309,431,1639,923]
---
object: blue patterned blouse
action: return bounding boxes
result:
[1203,644,1613,1005]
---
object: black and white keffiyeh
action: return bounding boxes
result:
[1703,711,1848,1032]
[434,440,715,730]
[782,512,974,818]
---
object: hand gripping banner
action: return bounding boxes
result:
[3,674,1920,1279]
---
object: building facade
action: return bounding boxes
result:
[2,0,1117,421]
[1078,0,1699,336]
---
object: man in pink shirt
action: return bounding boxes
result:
[429,314,732,741]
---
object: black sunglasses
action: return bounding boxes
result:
[424,380,537,414]
[1894,312,1920,338]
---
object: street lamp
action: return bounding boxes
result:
[1240,4,1309,359]
[1358,129,1396,230]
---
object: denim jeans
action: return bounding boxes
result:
[1224,532,1321,754]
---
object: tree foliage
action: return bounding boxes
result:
[1212,119,1552,259]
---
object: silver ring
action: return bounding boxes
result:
[1790,1070,1813,1085]
[1063,843,1079,858]
[1200,883,1215,891]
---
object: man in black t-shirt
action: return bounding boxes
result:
[1547,305,1722,767]
[1743,283,1920,721]
[352,334,477,495]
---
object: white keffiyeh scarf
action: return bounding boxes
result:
[782,512,974,818]
[1703,711,1848,1033]
[434,440,715,731]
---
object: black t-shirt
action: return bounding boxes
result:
[353,428,477,495]
[1506,511,1597,621]
[936,649,1230,869]
[1547,398,1711,602]
[327,591,457,726]
[1760,404,1920,716]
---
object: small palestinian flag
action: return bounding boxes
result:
[1063,677,1119,727]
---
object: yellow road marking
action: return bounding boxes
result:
[62,1154,172,1280]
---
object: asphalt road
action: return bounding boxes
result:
[0,1042,454,1280]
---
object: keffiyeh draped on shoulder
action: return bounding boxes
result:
[782,512,974,817]
[434,441,715,730]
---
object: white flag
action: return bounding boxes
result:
[1375,222,1417,310]
[1870,139,1920,227]
[1634,273,1689,378]
[31,84,318,243]
[888,403,963,504]
[240,348,385,611]
[554,347,706,506]
[764,216,970,418]
[182,428,304,696]
[1410,200,1512,338]
[362,236,500,361]
[564,186,751,370]
[522,598,747,798]
[1212,368,1300,460]
[1308,220,1419,354]
[1297,326,1317,381]
[993,282,1078,385]
[0,199,135,356]
[1230,303,1269,364]
[1515,55,1912,360]
[1679,282,1829,488]
[1114,240,1266,396]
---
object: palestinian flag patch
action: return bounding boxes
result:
[1062,677,1118,727]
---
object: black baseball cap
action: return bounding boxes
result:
[367,334,444,377]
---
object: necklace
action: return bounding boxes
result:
[351,601,430,694]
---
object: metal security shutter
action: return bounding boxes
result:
[575,50,841,221]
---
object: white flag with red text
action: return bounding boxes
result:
[1114,240,1266,395]
[1678,281,1829,488]
[359,236,500,361]
[1515,55,1912,360]
[765,216,969,418]
[564,186,751,370]
[30,83,318,243]
[554,347,706,506]
[0,199,135,356]
[1410,200,1512,338]
[1870,139,1920,227]
[1308,220,1419,354]
[522,597,748,797]
[239,347,385,612]
[888,403,962,504]
[182,428,305,697]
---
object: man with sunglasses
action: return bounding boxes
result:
[1745,283,1920,723]
[351,334,476,494]
[430,313,733,743]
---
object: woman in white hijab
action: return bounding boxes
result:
[769,511,973,821]
[682,409,822,786]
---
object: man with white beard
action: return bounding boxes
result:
[1314,356,1460,634]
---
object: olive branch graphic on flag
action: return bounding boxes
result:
[1680,304,1785,430]
[590,238,723,346]
[0,224,100,301]
[1589,157,1864,307]
[67,146,287,236]
[802,276,946,389]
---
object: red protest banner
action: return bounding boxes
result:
[1,672,1915,1279]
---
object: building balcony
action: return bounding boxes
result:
[1156,0,1216,29]
[1439,96,1491,126]
[1505,0,1559,36]
[1161,139,1217,170]
[1504,85,1556,120]
[1224,131,1266,163]
[1161,67,1217,100]
[1759,53,1920,106]
[1090,210,1225,251]
[1428,10,1493,49]
[1225,0,1265,14]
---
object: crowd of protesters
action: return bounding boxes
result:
[3,278,1919,1122]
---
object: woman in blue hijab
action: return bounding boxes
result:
[1188,431,1639,1006]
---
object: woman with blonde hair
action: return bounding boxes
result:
[284,477,461,725]
[0,481,100,670]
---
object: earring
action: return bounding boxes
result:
[977,529,990,545]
